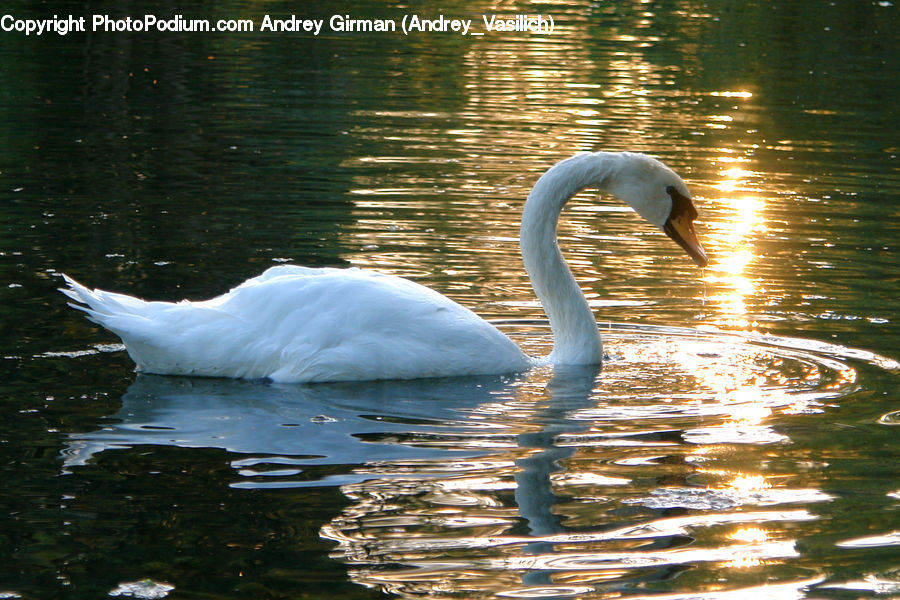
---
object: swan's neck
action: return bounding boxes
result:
[520,153,623,364]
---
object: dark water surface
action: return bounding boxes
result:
[1,1,898,598]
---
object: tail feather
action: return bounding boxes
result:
[60,275,101,323]
[60,274,145,324]
[59,274,92,305]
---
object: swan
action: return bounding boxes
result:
[61,151,707,383]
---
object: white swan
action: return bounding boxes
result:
[61,151,707,383]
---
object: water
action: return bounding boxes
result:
[0,0,898,598]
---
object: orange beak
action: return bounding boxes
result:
[664,213,708,268]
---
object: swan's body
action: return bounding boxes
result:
[62,266,531,382]
[62,152,706,383]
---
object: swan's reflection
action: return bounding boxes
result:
[515,366,600,537]
[514,366,602,594]
[63,373,524,484]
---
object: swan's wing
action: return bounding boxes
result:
[210,266,531,381]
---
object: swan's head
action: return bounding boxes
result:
[606,152,708,268]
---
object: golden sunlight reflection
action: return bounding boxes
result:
[703,153,768,331]
[722,556,764,569]
[722,403,772,427]
[710,90,754,99]
[728,474,772,494]
[730,527,770,544]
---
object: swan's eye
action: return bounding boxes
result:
[665,184,697,220]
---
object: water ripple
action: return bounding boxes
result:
[58,322,895,598]
[836,531,900,549]
[625,485,832,511]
